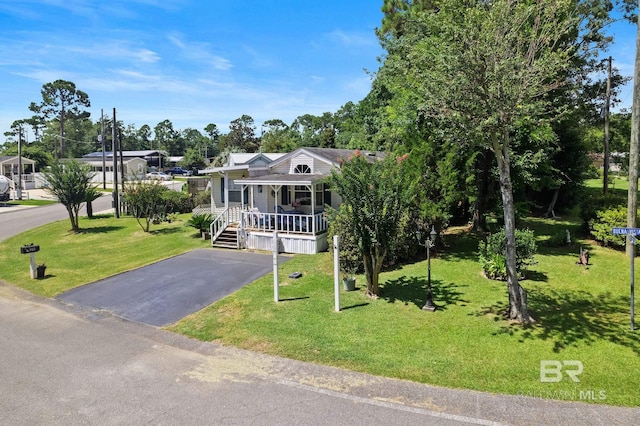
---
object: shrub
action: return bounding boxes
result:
[186,213,213,233]
[579,192,624,229]
[327,204,363,276]
[479,227,537,280]
[162,190,192,214]
[589,206,629,247]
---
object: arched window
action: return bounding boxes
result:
[294,164,311,174]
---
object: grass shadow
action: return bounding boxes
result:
[279,296,311,302]
[149,227,183,236]
[87,214,113,220]
[475,288,640,354]
[381,275,467,310]
[75,226,125,234]
[521,270,548,282]
[341,302,370,311]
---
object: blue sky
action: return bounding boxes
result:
[0,1,636,141]
[0,0,384,138]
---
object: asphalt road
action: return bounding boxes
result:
[5,283,640,425]
[0,194,112,242]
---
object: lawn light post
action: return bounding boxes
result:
[416,226,437,312]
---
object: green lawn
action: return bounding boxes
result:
[170,216,640,407]
[0,214,207,297]
[1,207,639,406]
[5,199,57,206]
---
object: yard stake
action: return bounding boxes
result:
[333,235,340,312]
[273,232,279,302]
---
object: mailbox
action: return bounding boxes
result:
[20,244,40,254]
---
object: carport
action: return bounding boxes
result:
[58,249,289,326]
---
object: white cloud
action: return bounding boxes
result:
[167,32,233,71]
[326,29,378,48]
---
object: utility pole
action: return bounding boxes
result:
[118,128,125,187]
[112,108,119,218]
[628,18,640,258]
[17,124,23,200]
[603,56,612,195]
[100,109,106,190]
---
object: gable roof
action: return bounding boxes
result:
[0,155,36,165]
[268,147,385,170]
[82,150,166,159]
[228,152,285,166]
[199,147,385,176]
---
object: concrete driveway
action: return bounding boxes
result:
[59,249,289,326]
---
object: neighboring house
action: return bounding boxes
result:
[76,157,147,183]
[199,147,384,254]
[0,156,37,190]
[82,150,168,168]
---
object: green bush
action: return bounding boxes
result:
[162,190,192,214]
[327,204,363,276]
[589,206,629,247]
[579,192,624,229]
[186,213,213,233]
[479,227,537,280]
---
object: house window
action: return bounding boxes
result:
[294,164,311,174]
[294,185,312,205]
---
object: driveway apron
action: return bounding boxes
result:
[58,249,289,326]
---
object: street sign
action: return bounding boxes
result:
[20,244,40,254]
[612,228,640,236]
[612,228,638,331]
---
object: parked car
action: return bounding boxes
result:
[165,166,193,176]
[146,171,172,181]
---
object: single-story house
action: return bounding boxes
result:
[0,155,37,190]
[82,150,168,168]
[199,147,384,254]
[76,157,147,184]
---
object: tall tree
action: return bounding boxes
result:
[29,80,90,159]
[42,160,96,231]
[153,119,180,155]
[380,0,581,323]
[204,123,221,158]
[224,115,259,152]
[261,119,297,152]
[329,151,413,297]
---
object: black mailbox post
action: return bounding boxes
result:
[20,244,40,254]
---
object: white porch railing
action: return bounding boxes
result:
[242,211,327,235]
[210,205,244,242]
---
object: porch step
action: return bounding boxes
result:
[212,227,239,249]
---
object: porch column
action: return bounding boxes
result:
[271,185,282,230]
[309,184,316,234]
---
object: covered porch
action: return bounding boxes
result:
[210,172,333,254]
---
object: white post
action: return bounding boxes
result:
[273,231,279,302]
[29,253,36,279]
[333,235,340,312]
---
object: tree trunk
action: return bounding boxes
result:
[493,133,534,324]
[544,187,560,218]
[627,18,640,258]
[363,252,375,297]
[87,200,94,219]
[603,56,612,195]
[471,149,492,231]
[67,206,78,231]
